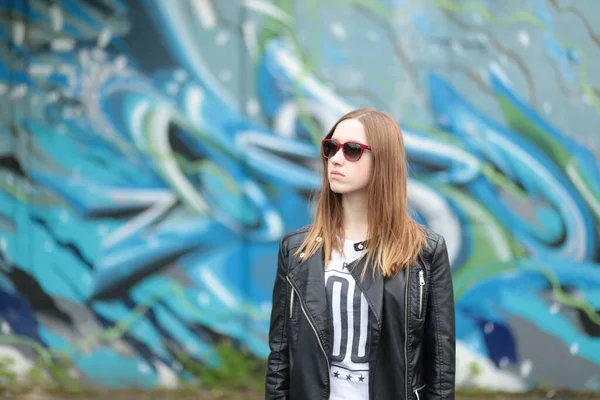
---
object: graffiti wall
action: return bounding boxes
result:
[1,0,599,391]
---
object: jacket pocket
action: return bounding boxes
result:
[287,282,300,349]
[413,268,427,321]
[414,383,426,400]
[289,284,296,319]
[418,269,425,319]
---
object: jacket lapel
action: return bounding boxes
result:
[287,248,331,350]
[349,255,384,326]
[286,246,385,350]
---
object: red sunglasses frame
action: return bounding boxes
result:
[321,138,372,161]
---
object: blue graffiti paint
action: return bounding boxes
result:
[1,0,599,391]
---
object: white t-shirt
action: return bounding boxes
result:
[324,238,370,400]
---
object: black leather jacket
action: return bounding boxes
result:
[265,225,456,400]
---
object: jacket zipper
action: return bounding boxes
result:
[285,276,330,379]
[404,264,410,400]
[289,285,295,319]
[418,270,425,319]
[414,383,426,400]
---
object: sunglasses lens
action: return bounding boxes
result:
[343,142,363,161]
[322,140,339,158]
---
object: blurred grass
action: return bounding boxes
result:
[1,342,599,399]
[4,388,600,400]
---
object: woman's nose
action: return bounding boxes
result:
[330,147,344,164]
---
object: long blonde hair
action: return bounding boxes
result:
[294,108,427,278]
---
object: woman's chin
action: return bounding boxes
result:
[329,182,353,194]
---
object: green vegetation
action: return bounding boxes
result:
[1,346,599,399]
[174,340,267,392]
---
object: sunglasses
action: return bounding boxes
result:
[321,138,372,162]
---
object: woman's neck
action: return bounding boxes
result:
[341,190,369,241]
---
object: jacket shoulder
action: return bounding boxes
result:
[420,226,445,262]
[281,224,312,252]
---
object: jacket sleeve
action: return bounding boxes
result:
[424,236,456,400]
[265,238,290,400]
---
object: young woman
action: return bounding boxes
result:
[265,108,456,400]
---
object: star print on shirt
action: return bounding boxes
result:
[346,374,352,380]
[358,375,365,382]
[333,371,340,378]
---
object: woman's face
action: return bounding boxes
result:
[326,119,373,196]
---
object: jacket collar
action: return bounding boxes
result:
[352,239,369,252]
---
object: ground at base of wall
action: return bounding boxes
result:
[2,388,600,400]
